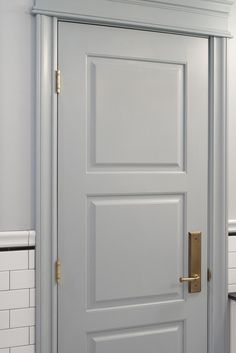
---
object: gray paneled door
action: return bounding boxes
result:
[58,22,208,353]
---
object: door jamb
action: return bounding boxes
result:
[35,15,229,353]
[36,15,58,353]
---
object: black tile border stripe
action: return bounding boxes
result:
[0,245,35,252]
[229,293,236,301]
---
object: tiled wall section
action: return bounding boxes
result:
[0,229,234,352]
[0,249,35,353]
[229,235,236,293]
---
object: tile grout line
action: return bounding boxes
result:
[9,302,11,329]
[9,270,11,293]
[0,323,36,330]
[0,305,35,312]
[7,269,35,273]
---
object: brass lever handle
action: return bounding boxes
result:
[179,274,200,283]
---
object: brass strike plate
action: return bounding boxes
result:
[188,232,201,293]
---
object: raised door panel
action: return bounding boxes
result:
[88,323,183,353]
[87,56,185,170]
[87,195,184,307]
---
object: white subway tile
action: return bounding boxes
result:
[11,346,35,353]
[229,252,236,268]
[28,251,35,270]
[0,327,28,348]
[29,326,35,345]
[29,289,35,308]
[0,232,29,248]
[28,232,35,247]
[229,284,236,293]
[10,308,35,328]
[0,348,9,353]
[229,268,236,284]
[0,252,28,271]
[0,272,9,291]
[229,237,236,252]
[0,290,29,310]
[0,311,9,329]
[10,270,35,290]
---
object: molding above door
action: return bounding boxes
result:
[33,0,235,37]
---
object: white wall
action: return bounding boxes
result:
[229,3,236,223]
[0,0,35,231]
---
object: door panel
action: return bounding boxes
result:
[87,195,184,307]
[87,323,183,353]
[58,22,208,353]
[87,56,185,170]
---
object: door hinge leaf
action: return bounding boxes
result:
[56,70,61,94]
[56,259,61,283]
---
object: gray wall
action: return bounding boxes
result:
[229,4,236,222]
[0,0,236,230]
[0,0,35,230]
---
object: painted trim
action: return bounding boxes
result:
[33,0,234,14]
[32,9,232,38]
[208,37,229,353]
[32,0,234,37]
[36,15,58,353]
[36,16,229,353]
[229,220,236,232]
[0,230,36,248]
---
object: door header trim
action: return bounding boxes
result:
[32,0,234,37]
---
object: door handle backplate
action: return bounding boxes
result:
[180,231,201,293]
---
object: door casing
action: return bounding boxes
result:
[35,15,229,353]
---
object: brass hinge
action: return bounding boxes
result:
[56,259,61,283]
[207,268,212,282]
[56,70,61,94]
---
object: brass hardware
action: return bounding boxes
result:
[56,259,61,283]
[56,70,61,94]
[188,231,201,292]
[207,268,212,282]
[180,231,201,293]
[179,274,200,283]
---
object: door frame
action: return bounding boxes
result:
[35,15,229,353]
